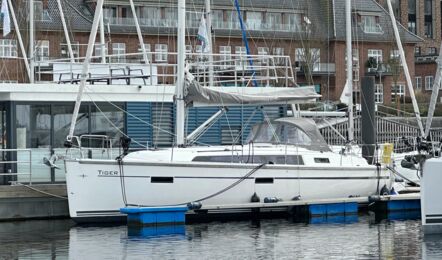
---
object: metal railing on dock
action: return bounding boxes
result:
[0,149,33,184]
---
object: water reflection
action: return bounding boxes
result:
[0,216,437,259]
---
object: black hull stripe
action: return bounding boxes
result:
[97,176,389,180]
[426,214,442,218]
[426,218,442,224]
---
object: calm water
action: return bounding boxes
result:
[0,215,441,259]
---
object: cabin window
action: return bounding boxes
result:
[255,178,274,184]
[192,155,304,165]
[314,158,330,163]
[151,177,174,183]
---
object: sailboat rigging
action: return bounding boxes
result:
[63,0,393,222]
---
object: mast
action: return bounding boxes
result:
[66,0,104,143]
[205,0,214,86]
[99,11,106,63]
[29,0,35,83]
[345,0,354,142]
[56,0,75,63]
[386,0,425,137]
[6,0,31,81]
[175,0,186,147]
[424,43,442,137]
[129,0,149,64]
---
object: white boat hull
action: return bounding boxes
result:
[65,159,392,222]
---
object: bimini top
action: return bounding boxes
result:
[246,117,331,152]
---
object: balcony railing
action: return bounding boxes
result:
[34,51,296,88]
[105,17,300,32]
[296,63,336,74]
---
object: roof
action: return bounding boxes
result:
[333,0,422,43]
[2,0,421,43]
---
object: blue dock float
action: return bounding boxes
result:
[368,194,421,221]
[120,206,188,226]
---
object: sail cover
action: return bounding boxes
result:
[184,79,321,107]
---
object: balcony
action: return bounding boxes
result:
[105,17,299,32]
[296,63,336,75]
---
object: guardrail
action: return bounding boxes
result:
[0,149,33,184]
[35,51,296,87]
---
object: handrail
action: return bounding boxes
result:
[0,149,33,185]
[35,51,296,87]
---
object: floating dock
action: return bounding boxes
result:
[121,194,421,226]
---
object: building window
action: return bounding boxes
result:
[427,47,437,55]
[353,49,360,81]
[298,48,322,73]
[226,11,239,29]
[195,45,205,62]
[273,47,285,65]
[389,50,401,67]
[425,76,434,90]
[258,47,269,65]
[94,43,108,62]
[61,41,79,59]
[0,39,18,58]
[165,8,178,26]
[265,12,282,30]
[246,11,262,30]
[415,47,421,56]
[112,43,126,63]
[138,43,152,62]
[137,6,160,20]
[285,13,301,31]
[424,0,433,38]
[211,10,224,29]
[375,84,383,104]
[408,0,417,34]
[235,46,247,68]
[367,49,382,72]
[391,84,405,102]
[362,15,382,33]
[103,6,117,18]
[35,40,50,62]
[219,46,232,68]
[155,44,168,62]
[416,76,422,89]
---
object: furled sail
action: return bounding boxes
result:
[183,74,321,107]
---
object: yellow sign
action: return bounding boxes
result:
[382,143,394,164]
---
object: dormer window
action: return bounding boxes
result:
[362,15,383,34]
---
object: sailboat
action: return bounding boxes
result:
[64,0,393,222]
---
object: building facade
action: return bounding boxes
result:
[0,0,421,103]
[377,0,441,96]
